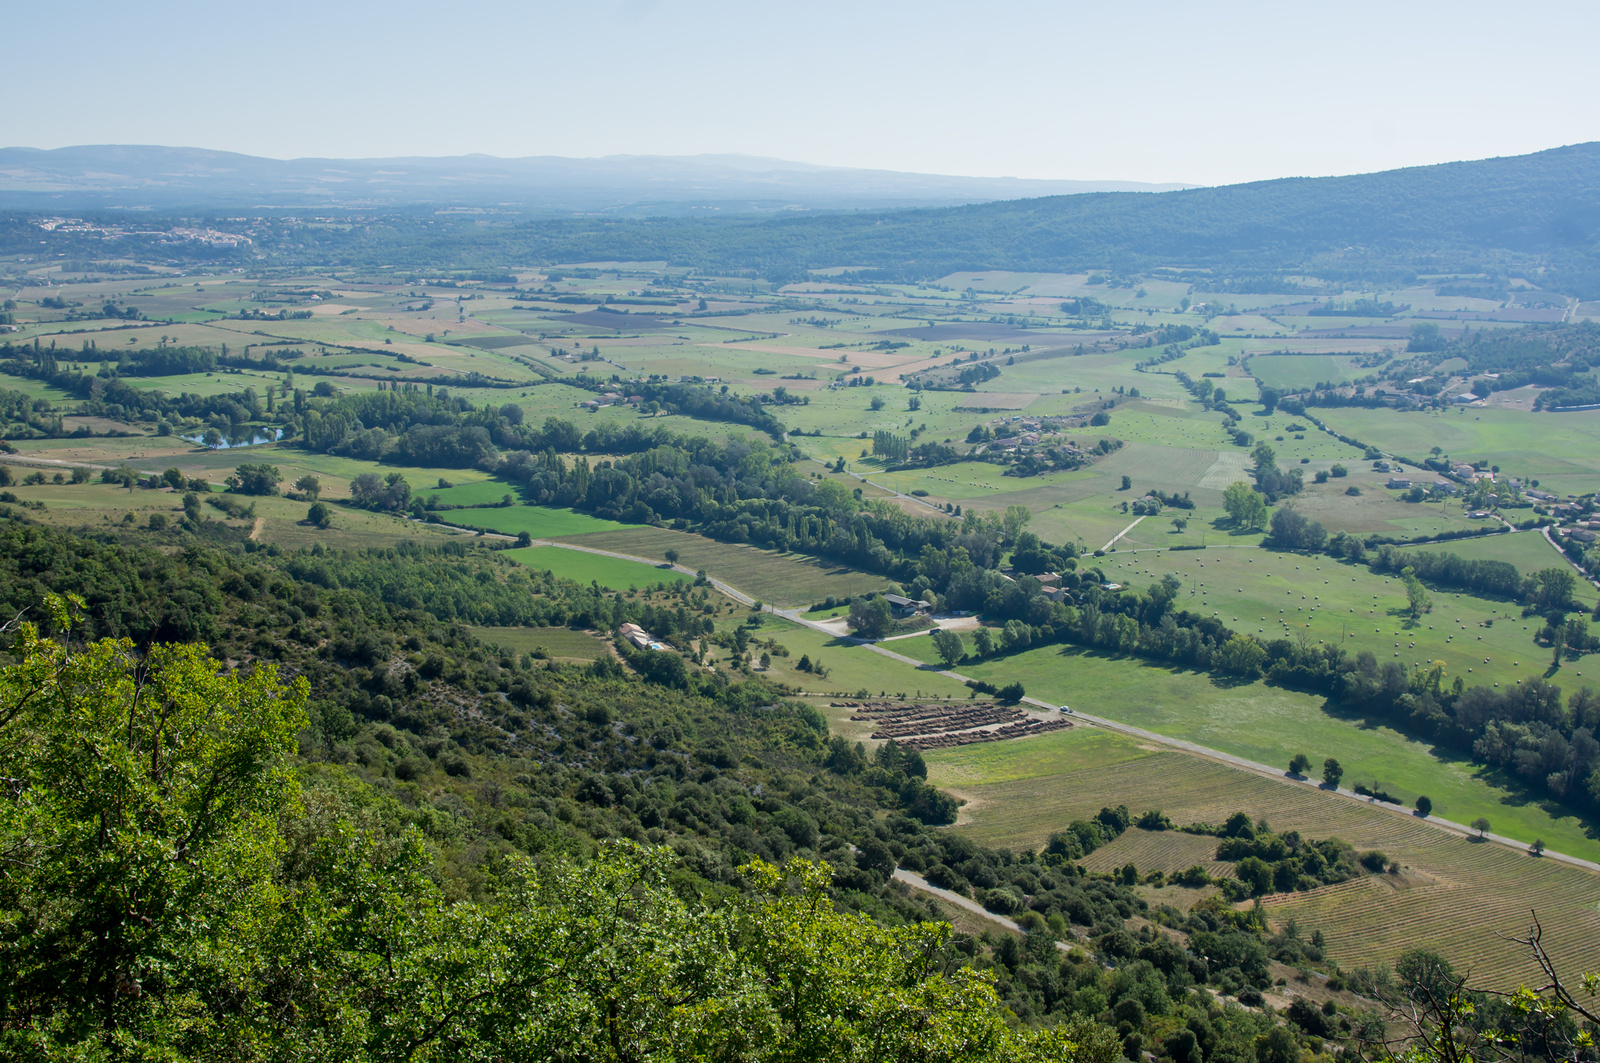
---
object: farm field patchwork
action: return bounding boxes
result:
[1317,406,1600,497]
[753,617,972,702]
[935,642,1597,857]
[929,748,1600,989]
[551,527,883,607]
[1089,543,1600,686]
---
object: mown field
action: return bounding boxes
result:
[442,505,630,539]
[1317,406,1600,497]
[1076,828,1234,878]
[927,744,1600,989]
[500,545,689,590]
[465,625,606,660]
[552,527,883,607]
[1089,543,1599,692]
[911,639,1596,857]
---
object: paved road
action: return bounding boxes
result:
[774,604,1600,875]
[430,516,1600,875]
[809,458,949,517]
[1541,525,1600,591]
[892,868,1077,950]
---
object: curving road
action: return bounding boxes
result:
[425,514,1600,875]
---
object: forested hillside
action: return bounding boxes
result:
[6,521,1568,1060]
[12,142,1600,291]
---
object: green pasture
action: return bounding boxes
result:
[923,726,1154,787]
[501,545,687,590]
[0,375,86,404]
[466,625,605,660]
[444,506,630,539]
[1394,528,1581,580]
[259,451,494,489]
[752,617,971,700]
[1088,546,1597,694]
[943,644,1598,857]
[1248,354,1367,390]
[1316,407,1600,497]
[423,479,523,507]
[550,527,882,607]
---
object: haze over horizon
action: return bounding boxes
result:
[6,0,1600,188]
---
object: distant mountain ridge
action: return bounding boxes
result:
[490,141,1600,293]
[0,145,1192,213]
[10,142,1600,297]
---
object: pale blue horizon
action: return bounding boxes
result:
[5,0,1597,188]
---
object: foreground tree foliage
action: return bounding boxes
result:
[0,601,1117,1061]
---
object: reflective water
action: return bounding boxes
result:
[181,428,285,449]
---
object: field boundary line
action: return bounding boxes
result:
[422,513,1600,874]
[1541,525,1600,591]
[776,607,1600,875]
[1101,515,1146,552]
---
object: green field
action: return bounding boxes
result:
[445,506,631,538]
[553,527,883,607]
[1395,527,1588,580]
[1317,406,1600,497]
[466,625,605,659]
[500,545,688,589]
[753,617,972,700]
[938,643,1596,857]
[423,479,524,507]
[928,746,1600,989]
[1248,354,1366,390]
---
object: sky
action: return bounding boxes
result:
[6,0,1599,187]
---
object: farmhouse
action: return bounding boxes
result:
[1386,477,1412,489]
[617,622,669,651]
[882,594,931,618]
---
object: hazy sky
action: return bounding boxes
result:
[7,0,1598,187]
